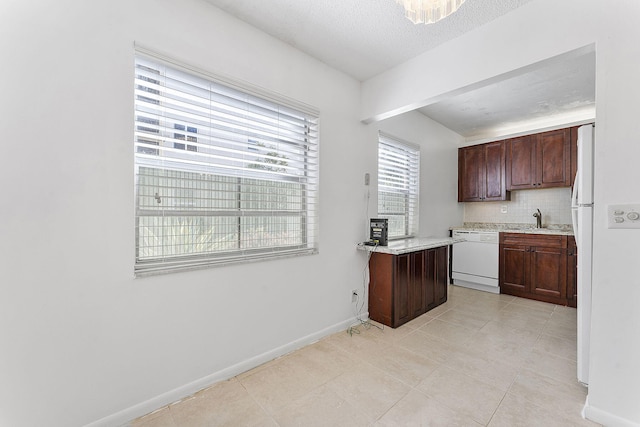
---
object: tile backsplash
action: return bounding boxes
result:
[464,187,572,226]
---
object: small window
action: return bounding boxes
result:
[377,133,420,239]
[134,53,319,275]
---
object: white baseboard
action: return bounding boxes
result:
[583,395,640,427]
[84,314,366,427]
[451,279,500,294]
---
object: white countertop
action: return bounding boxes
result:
[357,237,463,255]
[450,222,574,236]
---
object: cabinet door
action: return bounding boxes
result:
[393,254,411,327]
[368,253,394,327]
[537,128,571,188]
[424,248,437,310]
[458,145,485,202]
[530,246,567,301]
[499,244,529,296]
[434,246,448,305]
[484,141,508,201]
[410,251,427,318]
[506,135,536,190]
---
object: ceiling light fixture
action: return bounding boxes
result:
[395,0,466,24]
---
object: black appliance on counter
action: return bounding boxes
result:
[368,218,388,246]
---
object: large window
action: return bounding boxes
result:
[377,133,420,239]
[134,53,319,275]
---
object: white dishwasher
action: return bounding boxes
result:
[451,230,500,294]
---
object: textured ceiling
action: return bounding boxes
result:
[204,0,536,81]
[419,50,596,139]
[202,0,595,139]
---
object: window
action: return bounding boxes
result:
[134,53,319,275]
[377,133,420,239]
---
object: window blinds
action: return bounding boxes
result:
[377,133,420,238]
[134,53,319,275]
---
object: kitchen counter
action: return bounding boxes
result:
[450,222,574,236]
[357,236,463,255]
[364,237,456,328]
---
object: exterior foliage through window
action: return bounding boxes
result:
[134,53,319,275]
[377,133,420,239]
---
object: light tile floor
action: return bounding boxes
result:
[131,285,600,426]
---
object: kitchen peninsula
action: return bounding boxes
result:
[358,237,462,328]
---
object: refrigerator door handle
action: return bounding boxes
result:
[572,170,579,208]
[572,207,579,247]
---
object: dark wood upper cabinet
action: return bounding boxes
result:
[458,141,509,202]
[458,144,483,201]
[484,141,507,200]
[505,135,535,190]
[537,128,571,187]
[506,128,571,190]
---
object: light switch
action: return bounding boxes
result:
[608,204,640,229]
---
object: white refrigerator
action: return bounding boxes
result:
[571,124,594,385]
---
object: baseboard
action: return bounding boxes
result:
[84,314,367,427]
[583,395,640,427]
[451,279,499,294]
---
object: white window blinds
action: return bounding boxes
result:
[377,133,420,239]
[134,53,319,275]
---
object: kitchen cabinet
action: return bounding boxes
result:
[369,246,448,328]
[506,128,572,190]
[458,141,509,202]
[499,233,572,305]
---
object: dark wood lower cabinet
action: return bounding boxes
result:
[500,244,529,295]
[530,246,566,300]
[499,233,576,306]
[369,246,448,328]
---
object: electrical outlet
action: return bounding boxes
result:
[351,289,358,302]
[364,173,370,186]
[501,205,508,214]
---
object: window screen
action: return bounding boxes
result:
[377,133,420,239]
[134,53,319,275]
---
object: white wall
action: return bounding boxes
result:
[0,1,379,426]
[362,0,640,425]
[375,111,464,237]
[588,3,640,425]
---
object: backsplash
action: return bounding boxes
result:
[464,187,572,227]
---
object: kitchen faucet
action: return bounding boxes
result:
[533,209,542,228]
